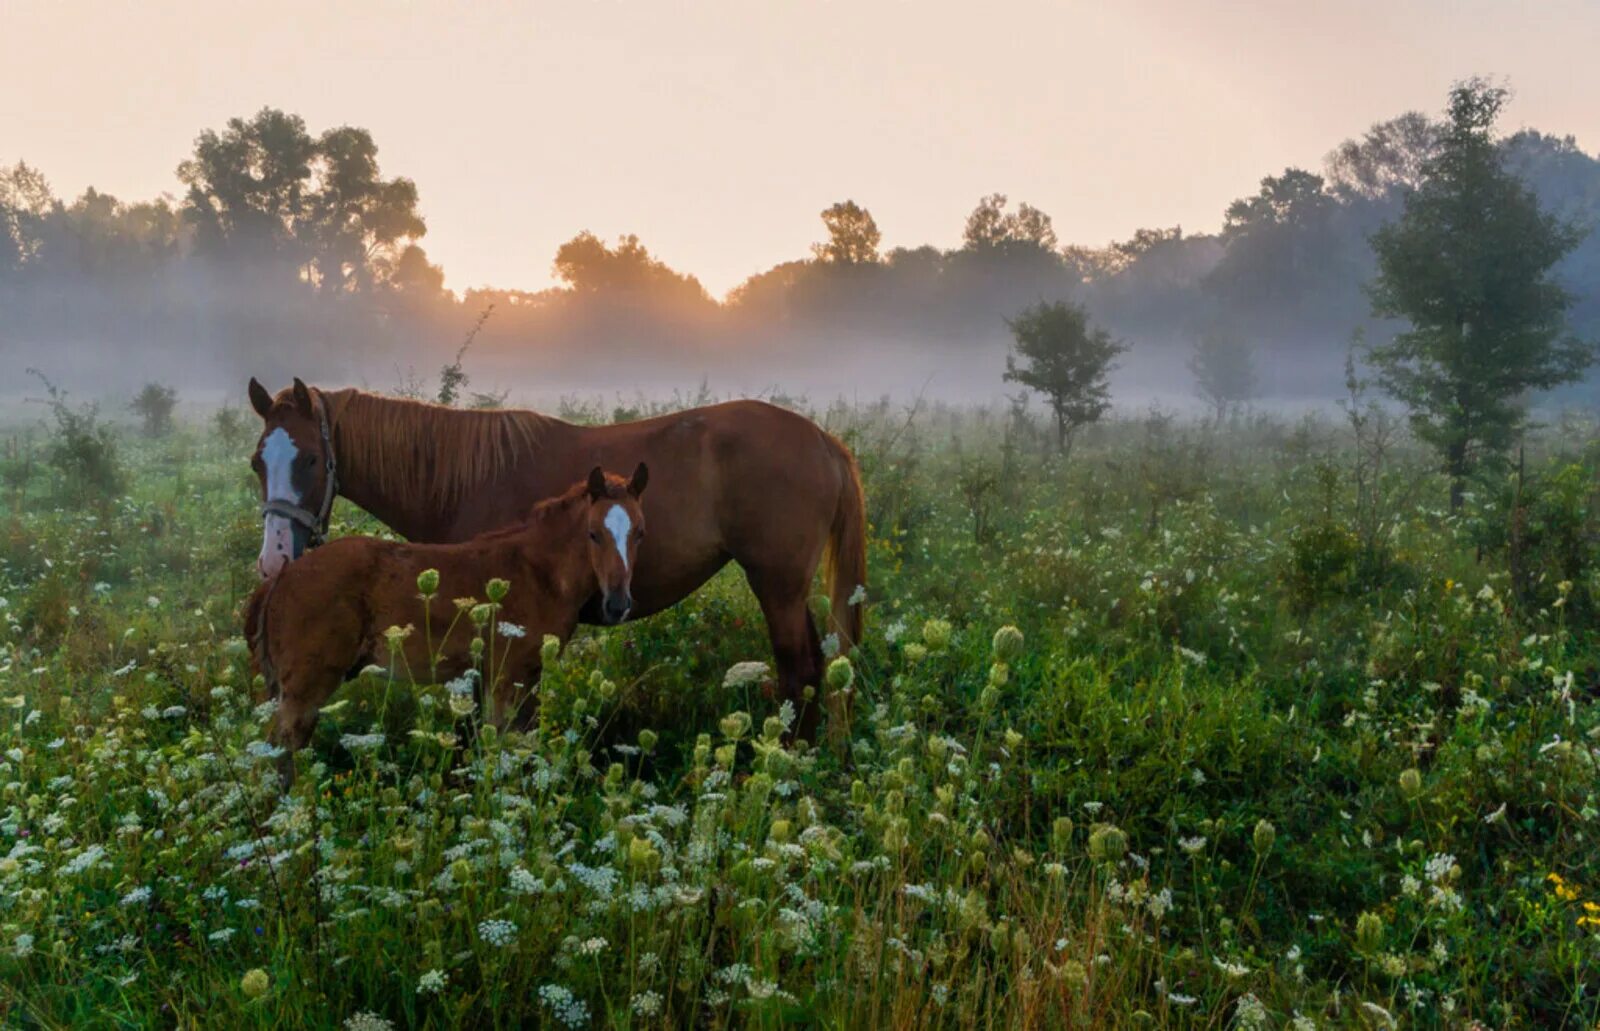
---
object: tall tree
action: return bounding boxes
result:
[177,108,425,291]
[1325,112,1443,200]
[812,200,881,264]
[1188,330,1259,421]
[1368,79,1594,510]
[0,161,55,274]
[962,194,1059,252]
[1003,300,1124,455]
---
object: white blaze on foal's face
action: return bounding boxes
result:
[257,428,301,578]
[603,502,632,571]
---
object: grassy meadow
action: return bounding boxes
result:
[0,390,1598,1028]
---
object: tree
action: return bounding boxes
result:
[1003,301,1124,455]
[177,108,426,290]
[962,194,1058,252]
[552,231,711,307]
[1188,331,1259,420]
[0,161,55,274]
[1325,112,1442,200]
[130,382,179,437]
[812,200,881,264]
[1368,79,1594,510]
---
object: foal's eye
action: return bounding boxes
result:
[588,531,599,542]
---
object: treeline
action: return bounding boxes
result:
[3,103,1599,398]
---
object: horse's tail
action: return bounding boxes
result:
[823,436,867,653]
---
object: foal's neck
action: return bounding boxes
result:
[513,492,594,602]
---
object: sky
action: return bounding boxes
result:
[3,0,1598,297]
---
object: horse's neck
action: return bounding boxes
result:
[323,390,555,541]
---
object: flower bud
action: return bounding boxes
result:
[922,618,953,652]
[719,711,751,741]
[1354,910,1383,954]
[637,729,658,753]
[485,578,510,603]
[1052,817,1074,853]
[628,836,660,873]
[416,568,441,596]
[825,656,854,692]
[1087,823,1127,863]
[992,625,1024,663]
[1252,819,1276,856]
[541,634,561,665]
[1398,768,1422,798]
[241,968,270,998]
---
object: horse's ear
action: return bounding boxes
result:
[291,378,314,415]
[248,378,273,419]
[628,462,649,498]
[586,465,607,501]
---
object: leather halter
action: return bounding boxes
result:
[259,392,338,549]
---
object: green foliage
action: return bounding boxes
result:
[178,107,426,294]
[1368,79,1596,508]
[129,381,178,437]
[1188,330,1259,420]
[212,405,250,449]
[0,400,1597,1027]
[812,200,881,265]
[1003,301,1125,454]
[26,369,124,504]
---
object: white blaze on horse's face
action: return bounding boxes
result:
[604,503,632,572]
[257,428,301,579]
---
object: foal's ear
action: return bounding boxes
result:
[291,378,315,415]
[586,465,608,501]
[248,377,273,419]
[628,462,649,498]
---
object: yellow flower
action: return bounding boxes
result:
[1548,872,1580,901]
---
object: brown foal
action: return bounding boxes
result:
[245,465,647,781]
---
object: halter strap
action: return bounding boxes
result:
[258,391,338,549]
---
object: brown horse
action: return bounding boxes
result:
[247,378,865,742]
[246,465,648,780]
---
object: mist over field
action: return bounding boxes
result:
[8,2,1600,1025]
[5,101,1600,413]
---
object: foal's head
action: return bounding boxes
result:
[581,463,649,624]
[248,377,335,579]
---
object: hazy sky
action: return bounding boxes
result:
[4,0,1597,296]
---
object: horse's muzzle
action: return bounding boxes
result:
[258,515,309,579]
[602,593,632,624]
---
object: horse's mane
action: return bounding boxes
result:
[318,388,551,509]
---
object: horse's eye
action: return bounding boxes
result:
[296,453,316,468]
[250,455,264,472]
[588,531,598,542]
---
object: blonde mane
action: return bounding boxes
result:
[318,389,551,509]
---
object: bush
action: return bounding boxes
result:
[212,405,251,449]
[28,369,124,504]
[130,382,179,437]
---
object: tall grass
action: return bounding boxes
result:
[0,399,1597,1027]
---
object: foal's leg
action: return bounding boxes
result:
[746,568,826,745]
[490,643,542,732]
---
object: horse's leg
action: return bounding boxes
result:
[746,569,826,745]
[269,664,343,789]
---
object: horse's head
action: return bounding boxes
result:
[583,462,649,624]
[248,377,336,579]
